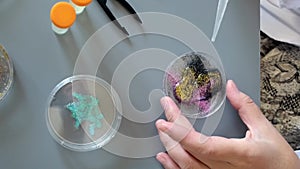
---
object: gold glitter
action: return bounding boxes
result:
[196,73,210,86]
[175,67,197,102]
[208,70,222,93]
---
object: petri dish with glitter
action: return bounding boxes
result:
[46,75,122,152]
[163,52,226,118]
[0,44,14,102]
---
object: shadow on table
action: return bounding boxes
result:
[55,31,79,69]
[56,145,135,169]
[0,72,34,137]
[75,11,99,40]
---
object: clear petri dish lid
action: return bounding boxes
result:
[0,44,14,102]
[163,51,226,118]
[46,75,122,152]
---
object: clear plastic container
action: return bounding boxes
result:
[46,75,122,152]
[0,44,14,102]
[50,2,76,35]
[69,0,92,14]
[163,52,226,118]
[51,23,69,35]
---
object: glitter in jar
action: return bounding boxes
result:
[66,92,104,136]
[164,52,225,118]
[0,44,13,101]
[172,57,222,112]
[46,75,122,152]
[174,67,198,102]
[0,57,9,96]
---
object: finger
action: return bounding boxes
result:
[226,80,271,135]
[160,97,194,138]
[157,118,196,148]
[157,119,249,162]
[159,97,209,145]
[157,130,209,169]
[160,97,192,127]
[160,96,181,122]
[157,128,181,152]
[156,152,180,169]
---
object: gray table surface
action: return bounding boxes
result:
[0,0,260,168]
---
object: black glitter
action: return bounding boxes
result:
[186,53,208,78]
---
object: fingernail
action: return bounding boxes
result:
[156,153,166,163]
[156,119,169,132]
[228,80,240,94]
[160,97,169,110]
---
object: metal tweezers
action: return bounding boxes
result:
[96,0,142,35]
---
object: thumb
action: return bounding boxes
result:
[226,80,268,135]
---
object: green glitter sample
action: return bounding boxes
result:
[66,92,104,136]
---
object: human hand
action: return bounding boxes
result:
[156,80,300,169]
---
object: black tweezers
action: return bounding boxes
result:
[96,0,142,35]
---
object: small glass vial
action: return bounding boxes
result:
[69,0,92,15]
[50,2,76,35]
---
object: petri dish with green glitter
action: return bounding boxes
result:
[0,44,14,102]
[46,75,122,152]
[163,51,226,118]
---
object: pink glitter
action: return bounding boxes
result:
[166,71,181,89]
[190,84,211,113]
[197,100,210,114]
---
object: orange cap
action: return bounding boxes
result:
[50,2,76,29]
[71,0,92,6]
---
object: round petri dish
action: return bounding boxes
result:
[163,51,226,118]
[46,75,122,152]
[0,44,14,102]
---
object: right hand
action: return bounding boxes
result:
[155,80,300,169]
